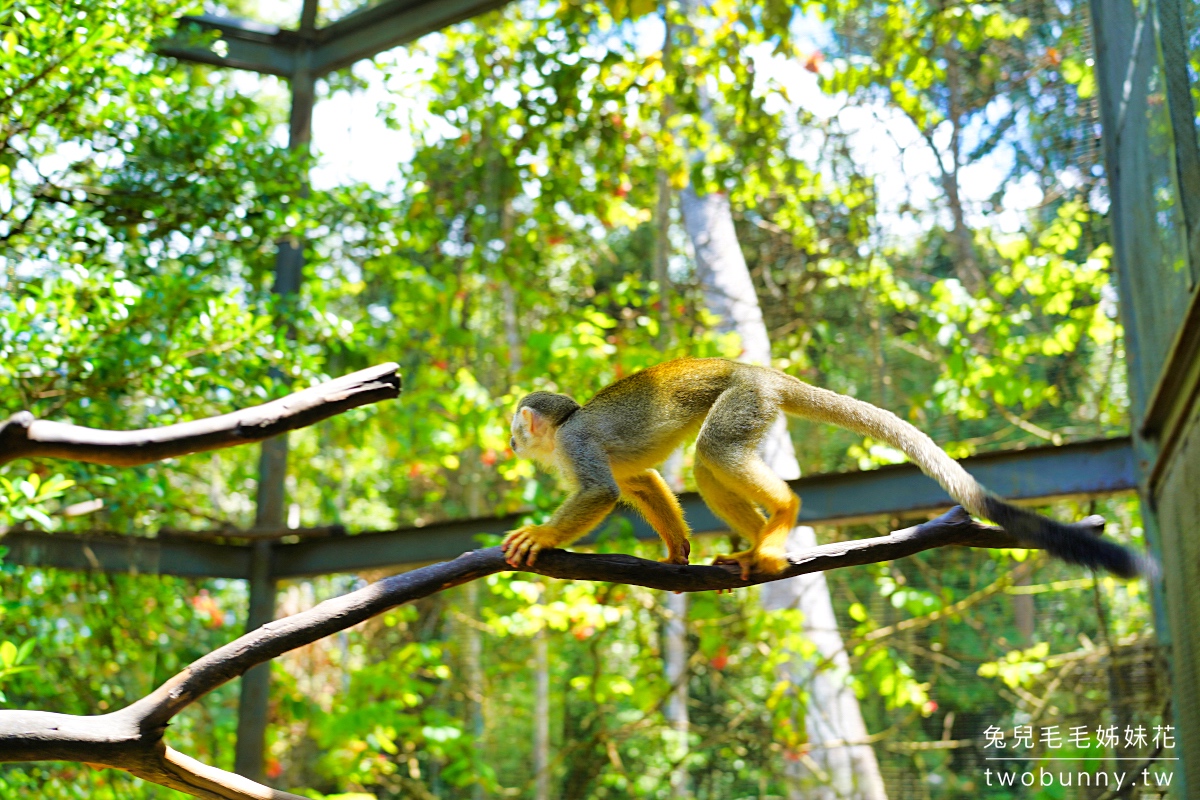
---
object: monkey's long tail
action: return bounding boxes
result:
[778,376,1153,578]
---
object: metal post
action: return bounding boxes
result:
[234,540,275,780]
[1090,0,1193,791]
[233,0,319,781]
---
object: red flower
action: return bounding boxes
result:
[711,645,729,671]
[190,590,225,629]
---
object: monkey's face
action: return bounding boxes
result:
[511,406,557,465]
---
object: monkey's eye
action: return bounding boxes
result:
[510,437,516,450]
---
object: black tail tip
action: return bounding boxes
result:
[1072,516,1159,581]
[982,499,1157,580]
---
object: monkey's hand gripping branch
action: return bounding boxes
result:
[502,484,621,567]
[503,523,557,567]
[0,506,1125,799]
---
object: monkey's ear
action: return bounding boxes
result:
[520,407,549,438]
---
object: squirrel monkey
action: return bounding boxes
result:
[502,358,1150,580]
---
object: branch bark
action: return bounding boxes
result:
[0,363,402,467]
[0,505,1108,797]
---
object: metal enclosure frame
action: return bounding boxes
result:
[1092,0,1200,794]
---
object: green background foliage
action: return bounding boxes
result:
[0,0,1161,797]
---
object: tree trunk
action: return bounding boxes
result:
[663,440,690,798]
[534,621,551,800]
[659,149,689,793]
[940,42,985,295]
[664,591,689,798]
[464,581,486,800]
[654,10,675,345]
[681,186,888,799]
[675,30,887,794]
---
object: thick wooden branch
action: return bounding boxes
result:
[0,507,1111,796]
[0,364,401,467]
[526,506,1054,592]
[127,549,499,728]
[136,745,310,800]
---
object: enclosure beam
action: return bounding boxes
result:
[5,438,1135,577]
[3,437,1135,580]
[309,0,512,75]
[271,436,1136,576]
[0,531,252,579]
[156,15,301,76]
[159,0,512,79]
[1140,0,1200,483]
[1093,0,1200,792]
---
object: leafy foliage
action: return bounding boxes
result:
[0,0,1163,797]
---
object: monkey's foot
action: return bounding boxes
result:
[712,549,790,580]
[712,550,756,580]
[502,524,559,567]
[658,539,691,566]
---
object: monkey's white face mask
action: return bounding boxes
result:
[511,406,557,466]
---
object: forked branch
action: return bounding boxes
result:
[0,506,1111,798]
[0,363,402,467]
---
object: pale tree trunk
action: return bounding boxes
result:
[464,581,486,800]
[935,43,984,295]
[655,166,673,340]
[533,619,550,800]
[654,11,675,345]
[500,197,523,377]
[659,147,691,798]
[664,591,689,798]
[681,188,887,800]
[675,16,886,794]
[759,563,888,800]
[660,458,690,798]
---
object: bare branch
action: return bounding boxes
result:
[125,548,498,729]
[0,506,1116,796]
[150,746,309,800]
[0,364,401,467]
[525,506,1045,591]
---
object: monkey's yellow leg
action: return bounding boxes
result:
[701,456,799,579]
[694,461,768,542]
[502,485,619,567]
[694,382,798,579]
[619,470,692,565]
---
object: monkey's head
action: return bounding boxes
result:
[511,391,581,464]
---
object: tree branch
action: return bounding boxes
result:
[0,364,402,467]
[151,745,310,800]
[0,505,1114,797]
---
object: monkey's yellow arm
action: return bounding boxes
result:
[503,434,620,567]
[618,470,691,565]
